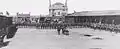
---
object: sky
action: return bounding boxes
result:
[1,0,120,15]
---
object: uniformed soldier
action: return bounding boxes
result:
[57,24,62,35]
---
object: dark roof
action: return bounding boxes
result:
[0,15,6,17]
[53,2,64,5]
[17,14,30,16]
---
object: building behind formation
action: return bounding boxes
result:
[49,0,68,17]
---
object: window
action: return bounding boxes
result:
[58,12,60,15]
[53,13,56,15]
[63,9,65,11]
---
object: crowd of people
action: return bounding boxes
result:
[15,17,120,36]
[17,22,120,35]
[0,15,18,47]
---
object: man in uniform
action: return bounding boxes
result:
[57,25,61,35]
[56,20,63,35]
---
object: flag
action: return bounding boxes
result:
[6,11,10,15]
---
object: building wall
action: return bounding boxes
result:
[49,3,68,17]
[65,15,120,25]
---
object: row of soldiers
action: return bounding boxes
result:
[85,23,120,33]
[17,22,85,29]
[16,21,120,34]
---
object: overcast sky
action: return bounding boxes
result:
[1,0,120,15]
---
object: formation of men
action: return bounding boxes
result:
[16,17,120,36]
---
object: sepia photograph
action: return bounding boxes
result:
[0,0,120,49]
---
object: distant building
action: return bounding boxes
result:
[66,10,120,24]
[49,0,68,17]
[17,13,30,17]
[13,12,41,24]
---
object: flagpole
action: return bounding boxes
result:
[6,11,10,16]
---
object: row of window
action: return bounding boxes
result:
[52,12,66,16]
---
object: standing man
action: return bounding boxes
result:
[56,20,63,35]
[57,25,61,35]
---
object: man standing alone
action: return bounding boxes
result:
[57,25,62,35]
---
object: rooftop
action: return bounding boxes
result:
[70,10,120,16]
[53,2,64,5]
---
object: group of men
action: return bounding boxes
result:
[56,22,69,35]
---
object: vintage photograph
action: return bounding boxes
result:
[0,0,120,49]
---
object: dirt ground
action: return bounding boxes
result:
[1,28,120,49]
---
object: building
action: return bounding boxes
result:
[49,0,68,17]
[66,10,120,24]
[13,13,41,24]
[49,0,68,23]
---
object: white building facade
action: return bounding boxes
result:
[49,0,68,17]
